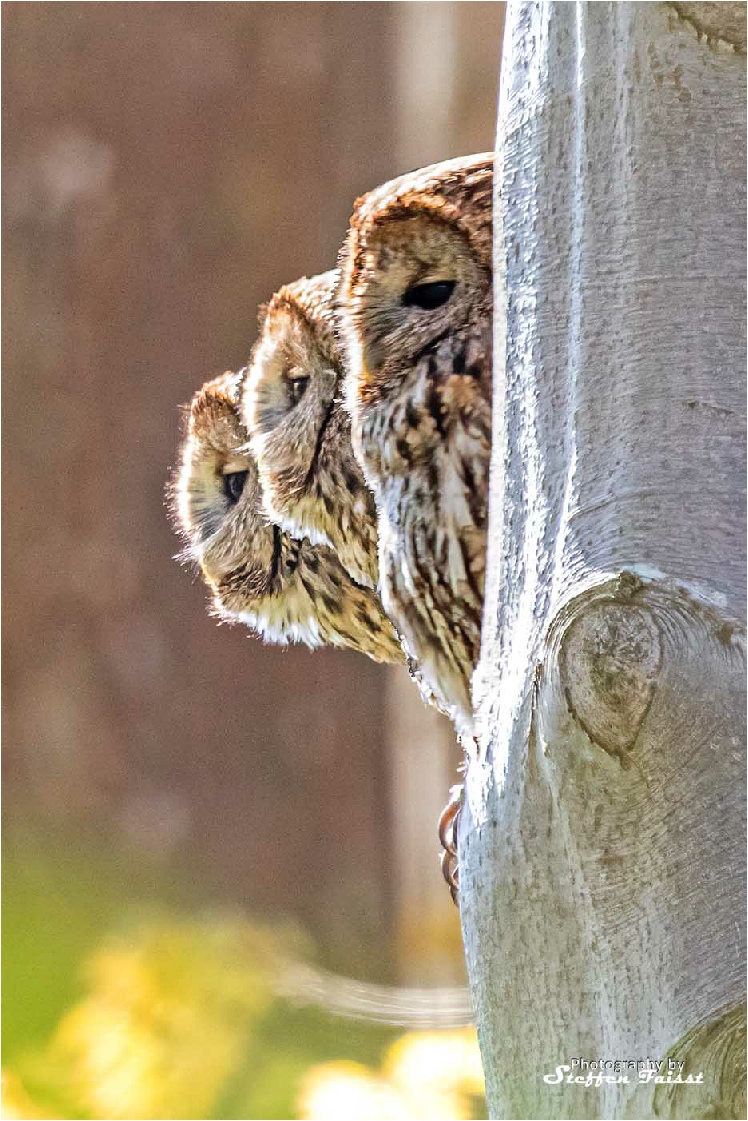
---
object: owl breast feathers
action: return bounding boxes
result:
[336,153,494,733]
[171,368,403,664]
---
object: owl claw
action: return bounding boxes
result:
[441,849,459,905]
[438,785,464,907]
[438,791,460,854]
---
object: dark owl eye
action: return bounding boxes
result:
[288,376,309,406]
[222,470,248,505]
[402,280,456,311]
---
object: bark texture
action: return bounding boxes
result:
[460,3,746,1118]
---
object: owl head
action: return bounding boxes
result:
[337,153,494,485]
[171,369,403,663]
[242,271,379,589]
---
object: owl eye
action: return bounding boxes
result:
[402,280,456,311]
[222,470,249,505]
[287,376,310,407]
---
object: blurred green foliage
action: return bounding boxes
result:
[3,833,485,1120]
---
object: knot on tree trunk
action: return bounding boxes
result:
[558,576,663,764]
[654,1000,747,1119]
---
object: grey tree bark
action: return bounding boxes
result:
[460,3,746,1119]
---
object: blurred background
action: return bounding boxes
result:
[2,4,505,1117]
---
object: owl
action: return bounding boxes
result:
[242,271,379,590]
[337,153,494,740]
[172,368,403,664]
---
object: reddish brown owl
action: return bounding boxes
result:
[337,153,494,738]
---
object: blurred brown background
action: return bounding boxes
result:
[2,0,505,1040]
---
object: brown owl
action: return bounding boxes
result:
[337,153,494,739]
[172,368,403,664]
[242,271,379,590]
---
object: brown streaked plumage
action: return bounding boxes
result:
[337,153,494,737]
[171,368,403,664]
[242,271,379,589]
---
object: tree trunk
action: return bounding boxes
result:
[460,4,746,1118]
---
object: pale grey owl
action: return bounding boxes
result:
[242,271,379,590]
[172,368,403,664]
[337,153,494,738]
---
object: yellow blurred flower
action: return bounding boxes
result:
[48,915,276,1120]
[1,1072,61,1120]
[385,1027,485,1100]
[299,1060,414,1121]
[298,1028,485,1121]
